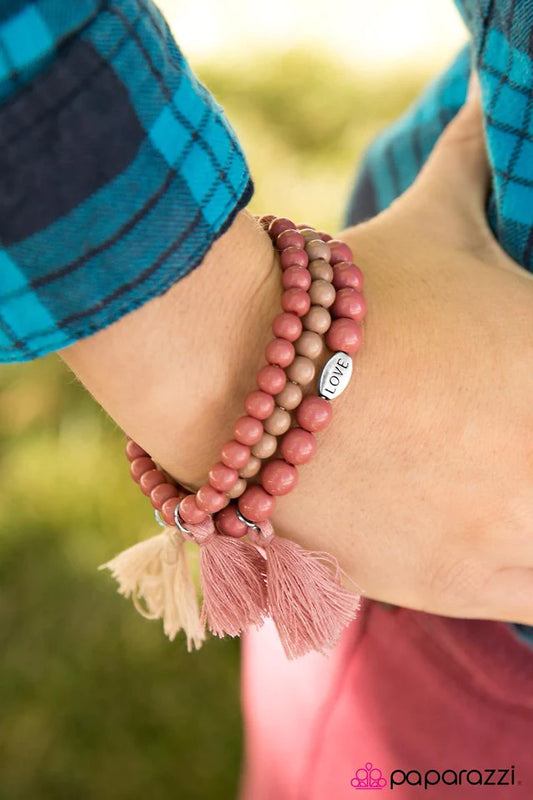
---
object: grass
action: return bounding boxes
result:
[0,48,432,800]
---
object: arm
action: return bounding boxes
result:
[60,94,533,626]
[59,209,279,491]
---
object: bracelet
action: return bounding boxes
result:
[101,215,366,659]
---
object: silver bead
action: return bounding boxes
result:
[174,502,192,534]
[235,507,261,532]
[154,509,167,528]
[318,351,353,400]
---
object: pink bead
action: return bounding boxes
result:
[272,312,302,342]
[161,496,180,526]
[257,364,286,395]
[150,482,180,510]
[196,484,229,514]
[276,229,305,250]
[233,415,264,446]
[244,390,275,420]
[261,459,299,496]
[179,493,208,524]
[220,440,251,470]
[268,217,295,239]
[139,468,166,496]
[238,485,276,523]
[259,214,276,228]
[316,231,333,242]
[125,439,148,461]
[279,428,317,465]
[215,505,248,538]
[332,261,364,291]
[130,456,155,482]
[295,396,332,432]
[328,239,353,265]
[279,247,309,270]
[282,265,312,291]
[331,287,367,321]
[265,337,295,368]
[281,288,311,317]
[208,461,239,492]
[325,318,362,354]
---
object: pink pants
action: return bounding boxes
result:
[240,599,533,799]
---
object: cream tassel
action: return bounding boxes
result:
[100,527,205,651]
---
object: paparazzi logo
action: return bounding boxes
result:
[351,762,387,789]
[350,762,519,791]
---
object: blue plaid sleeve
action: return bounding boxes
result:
[345,0,533,277]
[0,0,253,362]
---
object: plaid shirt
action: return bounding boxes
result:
[1,1,531,363]
[0,0,252,362]
[346,0,533,280]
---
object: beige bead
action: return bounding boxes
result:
[251,431,278,457]
[308,259,333,282]
[299,227,318,243]
[275,381,303,411]
[302,305,331,334]
[239,455,262,478]
[306,239,331,262]
[226,477,247,498]
[263,407,292,437]
[295,330,323,360]
[309,279,336,308]
[286,356,315,386]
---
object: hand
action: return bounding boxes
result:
[278,86,533,624]
[61,84,533,626]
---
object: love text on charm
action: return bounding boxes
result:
[318,352,353,400]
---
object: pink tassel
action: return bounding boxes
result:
[184,517,268,638]
[249,521,361,660]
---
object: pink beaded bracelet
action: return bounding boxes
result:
[101,216,366,659]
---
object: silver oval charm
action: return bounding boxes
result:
[318,351,353,400]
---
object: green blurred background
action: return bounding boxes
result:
[0,42,439,800]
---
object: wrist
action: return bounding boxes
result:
[104,216,368,657]
[60,210,279,488]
